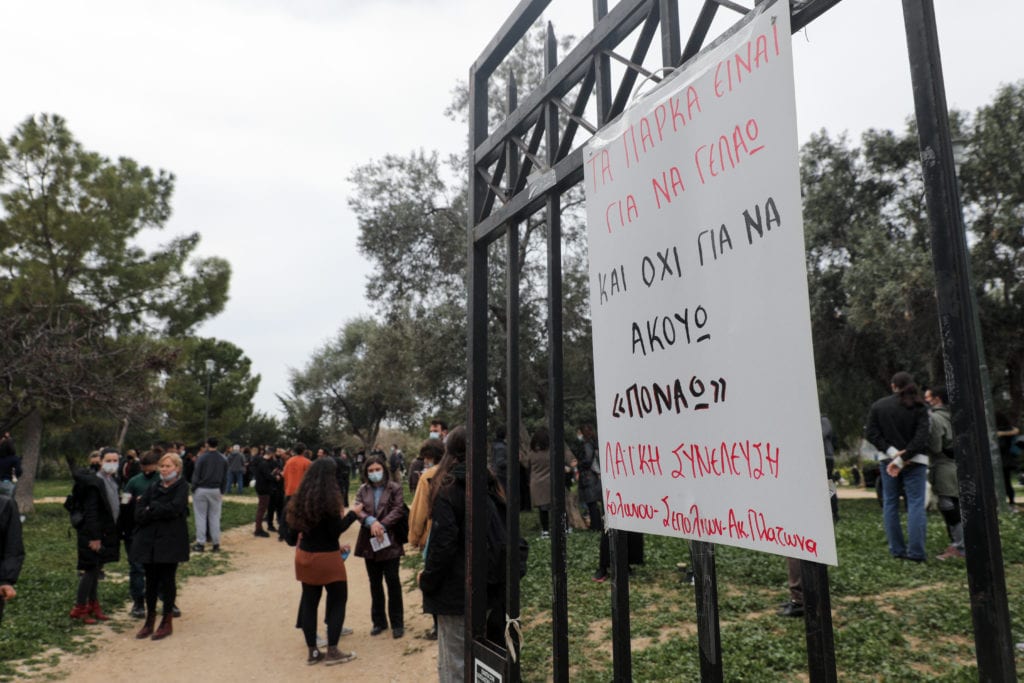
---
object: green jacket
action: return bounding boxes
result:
[929,406,957,497]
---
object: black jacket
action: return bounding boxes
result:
[254,456,279,496]
[866,394,930,456]
[0,495,24,586]
[420,467,467,615]
[74,469,121,569]
[129,477,191,565]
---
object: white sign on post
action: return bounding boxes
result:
[583,0,836,565]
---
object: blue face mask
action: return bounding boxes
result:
[428,432,440,440]
[161,471,178,483]
[368,471,384,484]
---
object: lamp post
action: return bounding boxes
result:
[204,359,215,445]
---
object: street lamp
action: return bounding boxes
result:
[204,358,215,445]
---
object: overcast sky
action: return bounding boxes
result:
[2,0,1021,417]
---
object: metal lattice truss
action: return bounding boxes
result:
[470,0,841,246]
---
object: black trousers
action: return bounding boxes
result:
[144,562,178,616]
[299,581,347,648]
[365,557,403,630]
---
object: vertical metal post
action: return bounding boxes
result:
[800,561,837,682]
[659,0,681,66]
[505,71,523,683]
[901,2,1016,680]
[591,3,634,681]
[691,541,722,682]
[466,61,492,682]
[543,21,570,683]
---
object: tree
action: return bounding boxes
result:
[288,317,419,450]
[161,337,260,445]
[0,114,230,511]
[962,82,1024,422]
[348,22,596,441]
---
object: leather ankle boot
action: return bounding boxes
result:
[89,600,110,621]
[69,604,96,624]
[151,614,173,640]
[136,614,156,639]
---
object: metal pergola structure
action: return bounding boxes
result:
[464,1,1015,681]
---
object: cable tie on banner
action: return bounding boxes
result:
[505,613,523,663]
[631,66,676,103]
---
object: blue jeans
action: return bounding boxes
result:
[881,459,927,560]
[227,470,245,494]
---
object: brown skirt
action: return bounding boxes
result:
[295,548,347,585]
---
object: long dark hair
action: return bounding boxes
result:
[429,426,503,506]
[287,458,341,532]
[363,454,390,485]
[891,371,924,408]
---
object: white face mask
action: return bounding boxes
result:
[160,471,178,483]
[368,470,384,484]
[101,462,119,475]
[428,432,440,440]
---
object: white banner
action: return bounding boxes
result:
[583,0,836,564]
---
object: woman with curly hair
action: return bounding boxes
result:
[286,457,358,665]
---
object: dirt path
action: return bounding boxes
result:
[39,515,438,682]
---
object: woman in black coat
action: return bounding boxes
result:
[70,448,122,624]
[130,452,190,640]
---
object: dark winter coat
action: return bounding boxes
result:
[253,456,279,496]
[353,480,406,562]
[0,494,24,587]
[576,438,602,504]
[865,393,930,456]
[74,469,121,570]
[419,467,467,615]
[129,477,191,565]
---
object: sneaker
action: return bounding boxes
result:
[370,626,386,636]
[267,525,277,532]
[171,605,182,618]
[936,545,966,560]
[423,627,438,641]
[324,647,356,666]
[539,531,550,540]
[211,544,220,552]
[254,530,270,537]
[191,543,204,553]
[777,601,804,618]
[592,570,608,583]
[307,647,324,665]
[316,634,327,648]
[392,627,404,639]
[340,626,354,637]
[130,601,146,619]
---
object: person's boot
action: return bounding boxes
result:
[88,600,110,621]
[151,614,173,640]
[136,613,156,639]
[69,604,96,624]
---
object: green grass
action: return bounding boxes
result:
[0,497,253,680]
[508,497,1024,682]
[8,486,1024,680]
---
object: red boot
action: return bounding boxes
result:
[136,613,156,639]
[88,600,110,621]
[151,614,173,640]
[69,604,96,624]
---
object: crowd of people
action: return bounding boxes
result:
[4,395,1019,676]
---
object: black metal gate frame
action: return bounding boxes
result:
[465,1,1015,681]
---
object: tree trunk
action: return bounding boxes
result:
[115,416,129,451]
[14,407,42,515]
